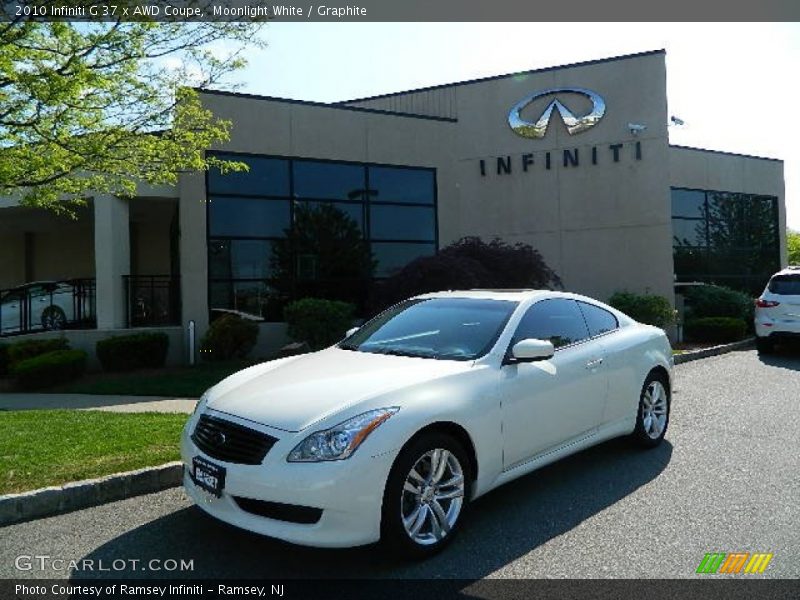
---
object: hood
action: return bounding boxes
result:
[206,348,473,432]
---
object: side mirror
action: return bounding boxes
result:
[510,338,555,363]
[345,327,359,338]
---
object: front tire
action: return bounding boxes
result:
[381,432,470,559]
[631,371,670,448]
[41,305,66,330]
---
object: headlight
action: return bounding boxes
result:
[287,407,399,462]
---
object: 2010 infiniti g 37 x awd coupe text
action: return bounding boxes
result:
[182,290,673,558]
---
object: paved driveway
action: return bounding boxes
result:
[1,349,798,579]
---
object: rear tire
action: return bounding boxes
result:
[381,432,471,560]
[631,371,670,448]
[756,337,774,354]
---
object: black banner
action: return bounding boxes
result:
[2,579,800,600]
[2,0,800,22]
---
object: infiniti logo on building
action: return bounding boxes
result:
[508,87,606,139]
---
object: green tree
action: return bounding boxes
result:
[0,18,265,213]
[788,229,800,265]
[270,203,376,308]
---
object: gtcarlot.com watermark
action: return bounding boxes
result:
[15,554,194,573]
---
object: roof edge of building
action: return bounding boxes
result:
[335,49,667,105]
[670,144,783,163]
[195,88,458,123]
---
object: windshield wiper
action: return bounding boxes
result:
[338,343,358,351]
[369,347,435,358]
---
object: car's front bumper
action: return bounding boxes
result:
[180,412,397,548]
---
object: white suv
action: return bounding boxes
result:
[754,267,800,353]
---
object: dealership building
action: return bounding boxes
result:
[0,50,787,361]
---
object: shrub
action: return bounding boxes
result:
[284,298,355,351]
[7,337,69,365]
[11,349,87,390]
[684,317,747,344]
[200,314,259,361]
[608,291,675,329]
[96,333,170,372]
[682,284,753,323]
[0,343,9,378]
[368,236,561,314]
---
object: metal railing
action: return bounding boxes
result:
[0,278,96,337]
[124,275,181,328]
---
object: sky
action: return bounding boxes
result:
[231,22,799,230]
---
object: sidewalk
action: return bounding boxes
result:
[0,393,197,413]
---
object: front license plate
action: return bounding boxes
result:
[191,456,226,497]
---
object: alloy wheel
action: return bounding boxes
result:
[642,380,668,439]
[400,448,465,546]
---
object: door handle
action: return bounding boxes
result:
[586,358,604,369]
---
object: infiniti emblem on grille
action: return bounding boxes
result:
[213,431,227,446]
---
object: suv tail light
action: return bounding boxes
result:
[755,298,780,308]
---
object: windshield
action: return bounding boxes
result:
[768,275,800,295]
[340,297,518,361]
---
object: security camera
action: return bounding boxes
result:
[628,123,647,135]
[671,115,685,126]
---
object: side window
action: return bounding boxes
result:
[512,299,590,349]
[578,301,619,337]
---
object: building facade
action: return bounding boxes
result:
[0,50,786,361]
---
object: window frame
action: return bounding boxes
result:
[576,300,620,340]
[506,298,593,357]
[205,151,439,320]
[671,186,781,294]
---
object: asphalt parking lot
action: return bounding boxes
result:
[1,348,799,580]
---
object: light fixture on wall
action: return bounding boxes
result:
[628,122,647,135]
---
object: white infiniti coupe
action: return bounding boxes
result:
[182,290,673,558]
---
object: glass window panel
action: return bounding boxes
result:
[370,205,435,241]
[207,155,289,196]
[672,218,706,247]
[209,280,279,321]
[512,299,589,349]
[673,246,709,281]
[208,196,290,238]
[369,167,434,204]
[671,189,706,218]
[372,242,436,277]
[293,161,366,200]
[209,239,274,280]
[769,275,800,295]
[577,301,618,337]
[295,201,364,232]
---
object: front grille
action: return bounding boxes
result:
[191,414,277,465]
[233,497,323,524]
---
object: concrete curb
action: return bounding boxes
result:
[0,461,183,527]
[673,337,755,365]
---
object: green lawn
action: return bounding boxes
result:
[0,410,187,494]
[54,361,251,397]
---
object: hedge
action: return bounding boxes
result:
[200,314,259,361]
[608,291,675,329]
[682,284,753,323]
[11,349,87,390]
[0,343,9,378]
[284,298,355,351]
[684,317,747,344]
[96,333,170,372]
[7,337,69,365]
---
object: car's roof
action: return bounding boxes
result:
[414,289,556,302]
[772,266,800,277]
